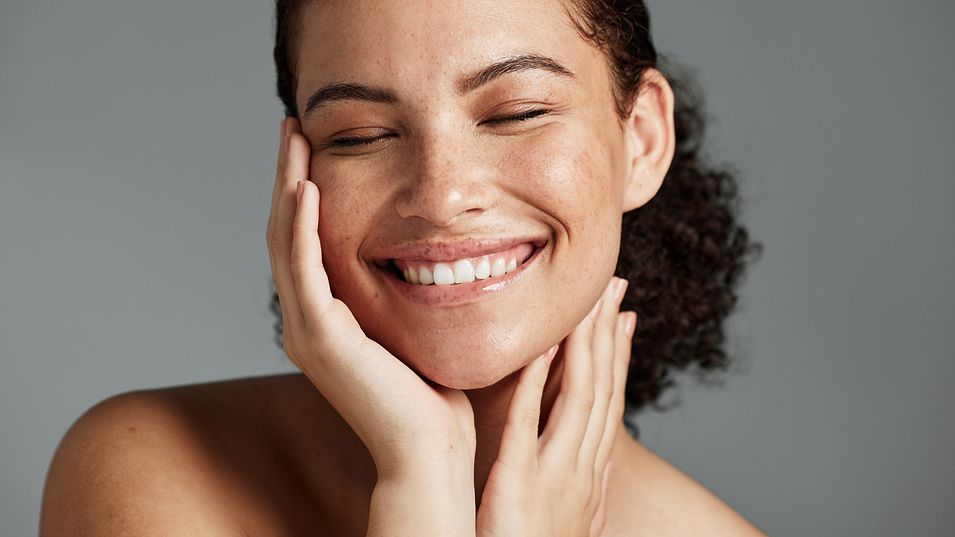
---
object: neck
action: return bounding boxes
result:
[464,356,555,503]
[463,348,631,505]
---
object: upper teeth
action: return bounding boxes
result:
[398,254,523,286]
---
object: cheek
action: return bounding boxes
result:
[506,128,622,309]
[508,128,620,253]
[512,128,616,213]
[311,160,377,294]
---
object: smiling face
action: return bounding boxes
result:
[291,0,656,389]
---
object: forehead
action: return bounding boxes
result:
[293,0,609,104]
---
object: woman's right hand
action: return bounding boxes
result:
[265,118,479,479]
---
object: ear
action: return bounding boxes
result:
[621,68,676,212]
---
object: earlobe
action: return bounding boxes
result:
[621,68,676,213]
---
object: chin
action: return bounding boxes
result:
[366,315,561,391]
[420,368,506,390]
[404,349,523,390]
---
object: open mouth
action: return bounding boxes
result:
[378,241,544,286]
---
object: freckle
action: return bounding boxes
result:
[127,426,137,433]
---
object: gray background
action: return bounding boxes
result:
[2,0,953,535]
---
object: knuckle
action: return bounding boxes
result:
[527,375,547,396]
[282,339,296,361]
[268,237,288,259]
[289,258,308,278]
[511,410,539,431]
[282,335,304,363]
[570,386,596,411]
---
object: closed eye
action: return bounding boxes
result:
[482,108,552,126]
[325,134,392,148]
[325,108,553,149]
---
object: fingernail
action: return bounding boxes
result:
[544,344,558,366]
[589,297,603,321]
[286,119,297,150]
[284,119,294,152]
[615,278,628,303]
[625,312,636,337]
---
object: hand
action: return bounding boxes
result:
[265,118,476,478]
[475,276,636,537]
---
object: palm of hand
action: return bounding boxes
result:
[267,119,477,476]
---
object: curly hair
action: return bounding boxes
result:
[269,0,763,415]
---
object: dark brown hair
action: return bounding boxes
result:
[269,0,762,416]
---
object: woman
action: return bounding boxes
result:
[41,0,762,535]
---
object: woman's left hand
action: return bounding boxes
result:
[476,276,636,537]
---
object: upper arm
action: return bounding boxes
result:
[40,391,241,537]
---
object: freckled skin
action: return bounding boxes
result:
[42,3,764,536]
[296,0,631,389]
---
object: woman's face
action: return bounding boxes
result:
[293,0,644,389]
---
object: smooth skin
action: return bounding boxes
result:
[40,0,767,535]
[38,121,763,535]
[38,125,764,535]
[277,112,636,534]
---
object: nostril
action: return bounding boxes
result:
[393,179,495,225]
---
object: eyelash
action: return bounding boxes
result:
[327,108,552,148]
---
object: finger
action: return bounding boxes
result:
[267,118,290,236]
[497,345,558,468]
[539,280,612,466]
[595,311,636,473]
[290,173,334,325]
[588,461,612,537]
[266,119,287,277]
[266,118,304,332]
[579,278,626,469]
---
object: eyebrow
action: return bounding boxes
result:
[302,53,576,118]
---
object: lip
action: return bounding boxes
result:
[372,236,548,265]
[376,242,546,306]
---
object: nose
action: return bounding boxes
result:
[394,131,495,227]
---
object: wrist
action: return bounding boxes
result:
[373,433,475,483]
[376,451,475,487]
[369,465,477,537]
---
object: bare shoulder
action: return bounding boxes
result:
[40,373,336,537]
[609,438,766,536]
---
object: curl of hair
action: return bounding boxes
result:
[269,0,763,415]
